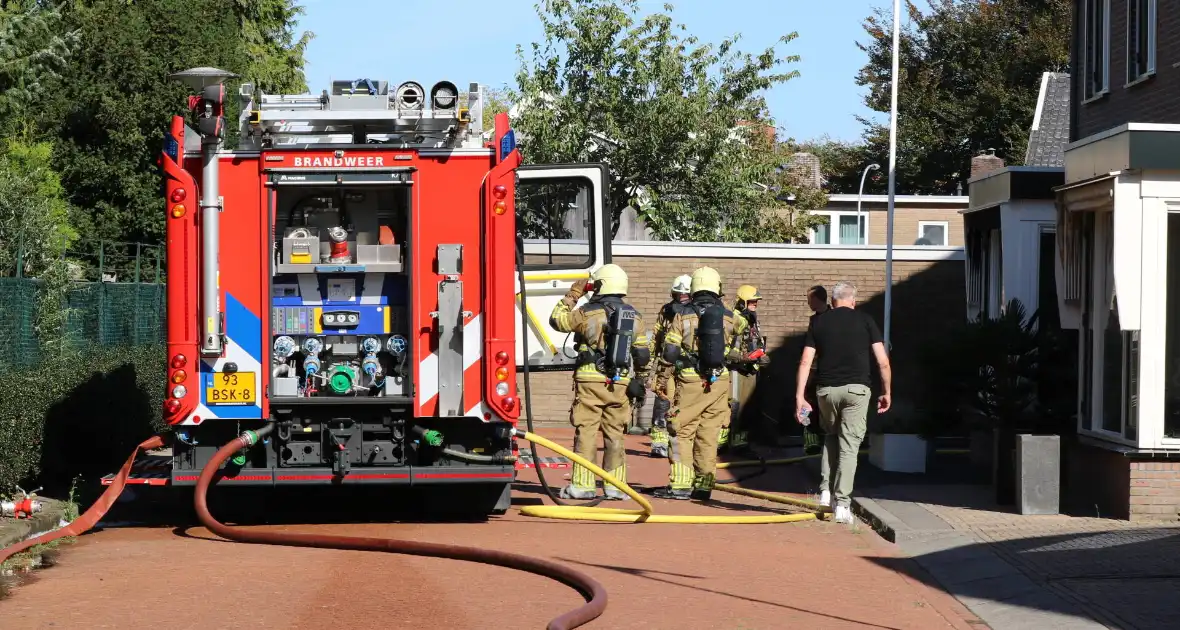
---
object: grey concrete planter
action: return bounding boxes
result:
[1016,434,1061,515]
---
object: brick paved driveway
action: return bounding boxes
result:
[1,431,981,630]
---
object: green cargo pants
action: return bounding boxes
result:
[816,383,871,508]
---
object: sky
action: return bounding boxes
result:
[295,0,892,143]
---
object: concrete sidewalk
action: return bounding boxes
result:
[825,460,1180,630]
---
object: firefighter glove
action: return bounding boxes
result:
[626,378,646,400]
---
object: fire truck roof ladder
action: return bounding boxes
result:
[238,80,486,150]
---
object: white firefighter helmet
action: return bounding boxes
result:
[671,275,692,294]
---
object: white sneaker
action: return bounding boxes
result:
[834,505,854,524]
[818,490,831,507]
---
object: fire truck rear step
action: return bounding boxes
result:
[104,452,571,485]
[103,460,518,487]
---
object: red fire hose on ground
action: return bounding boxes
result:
[195,424,607,630]
[0,428,607,630]
[0,435,166,567]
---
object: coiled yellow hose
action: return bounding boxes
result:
[515,430,822,524]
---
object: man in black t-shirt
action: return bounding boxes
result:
[802,285,831,454]
[794,281,891,524]
[807,285,830,324]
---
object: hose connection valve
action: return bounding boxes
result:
[2,486,44,519]
[411,425,444,447]
[229,430,263,466]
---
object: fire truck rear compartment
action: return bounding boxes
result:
[269,183,412,404]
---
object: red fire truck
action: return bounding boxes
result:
[133,67,611,514]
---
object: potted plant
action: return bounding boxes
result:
[868,411,933,474]
[961,298,1041,505]
[916,320,986,472]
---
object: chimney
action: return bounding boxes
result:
[970,148,1005,179]
[787,152,823,189]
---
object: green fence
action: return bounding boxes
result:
[0,278,165,374]
[0,279,42,371]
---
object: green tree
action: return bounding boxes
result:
[854,0,1070,194]
[512,0,805,241]
[23,0,311,276]
[482,85,513,131]
[2,0,310,271]
[732,137,829,243]
[0,3,76,136]
[0,140,76,278]
[0,140,77,356]
[234,0,314,93]
[37,0,249,266]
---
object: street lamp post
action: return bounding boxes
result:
[857,163,880,245]
[883,0,901,349]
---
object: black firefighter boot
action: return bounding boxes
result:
[690,473,716,502]
[653,461,693,500]
[649,397,671,458]
[652,486,692,500]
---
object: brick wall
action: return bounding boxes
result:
[517,247,967,433]
[1073,0,1180,140]
[866,207,965,247]
[1128,462,1180,522]
[1063,438,1180,522]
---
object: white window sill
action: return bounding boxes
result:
[1081,89,1110,105]
[1125,72,1155,88]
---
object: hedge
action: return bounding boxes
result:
[0,344,167,497]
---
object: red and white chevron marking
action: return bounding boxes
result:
[417,314,489,418]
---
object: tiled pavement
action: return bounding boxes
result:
[850,480,1180,630]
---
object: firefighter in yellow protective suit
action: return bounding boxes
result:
[652,267,747,501]
[719,284,770,453]
[550,264,651,500]
[647,274,693,459]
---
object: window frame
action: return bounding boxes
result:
[1081,0,1112,102]
[1079,212,1137,446]
[916,220,950,246]
[1125,0,1157,85]
[807,210,868,245]
[516,173,599,272]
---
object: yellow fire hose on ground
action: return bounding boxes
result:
[511,242,967,526]
[512,433,970,524]
[513,430,824,524]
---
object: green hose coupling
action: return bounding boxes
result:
[232,430,261,465]
[421,429,443,447]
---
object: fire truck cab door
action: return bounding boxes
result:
[514,164,610,369]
